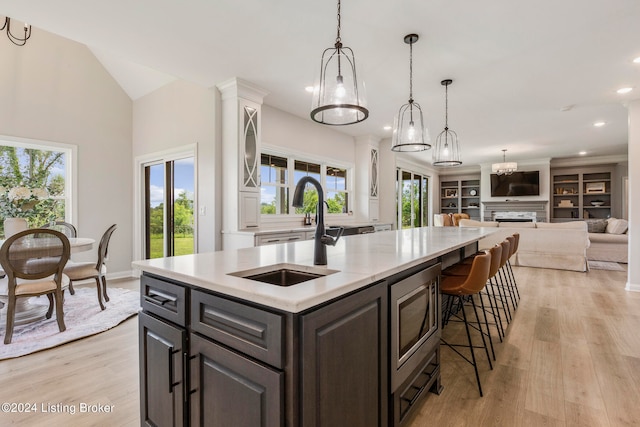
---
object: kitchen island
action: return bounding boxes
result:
[133,226,495,427]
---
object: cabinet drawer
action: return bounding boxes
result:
[141,274,188,327]
[191,291,284,369]
[256,232,305,246]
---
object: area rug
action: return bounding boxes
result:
[589,260,627,271]
[0,287,140,360]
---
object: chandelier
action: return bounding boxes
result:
[492,149,517,175]
[310,0,368,126]
[432,79,462,166]
[391,34,430,152]
[1,17,31,46]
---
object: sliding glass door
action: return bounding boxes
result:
[397,168,429,229]
[143,157,195,259]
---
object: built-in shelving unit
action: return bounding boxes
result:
[551,167,613,222]
[440,175,481,220]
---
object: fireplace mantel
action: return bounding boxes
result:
[483,200,548,222]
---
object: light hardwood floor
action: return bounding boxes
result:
[0,267,638,426]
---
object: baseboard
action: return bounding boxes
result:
[625,281,640,292]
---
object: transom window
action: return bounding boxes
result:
[260,152,350,216]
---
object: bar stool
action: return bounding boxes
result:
[503,236,518,311]
[440,251,492,397]
[493,239,513,325]
[506,233,521,304]
[442,244,504,354]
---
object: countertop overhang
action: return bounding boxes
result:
[132,226,496,313]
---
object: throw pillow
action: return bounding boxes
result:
[606,218,628,234]
[586,219,607,233]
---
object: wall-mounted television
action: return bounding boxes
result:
[490,171,540,197]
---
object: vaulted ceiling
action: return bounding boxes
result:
[2,0,638,166]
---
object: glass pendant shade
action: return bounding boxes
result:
[391,101,430,151]
[492,149,517,175]
[433,128,462,166]
[391,34,430,152]
[310,0,368,126]
[311,47,368,125]
[433,79,462,166]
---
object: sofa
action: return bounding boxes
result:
[458,219,590,272]
[585,218,628,263]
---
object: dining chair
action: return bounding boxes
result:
[41,221,78,238]
[63,224,116,310]
[0,229,70,344]
[38,221,78,293]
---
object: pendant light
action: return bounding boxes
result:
[391,34,430,152]
[432,79,462,166]
[492,149,518,175]
[1,17,31,46]
[310,0,369,126]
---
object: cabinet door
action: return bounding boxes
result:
[240,192,260,229]
[301,282,388,427]
[139,312,186,427]
[190,333,283,427]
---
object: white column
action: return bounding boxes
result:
[627,100,640,291]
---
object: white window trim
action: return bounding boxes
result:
[0,134,77,224]
[261,144,354,221]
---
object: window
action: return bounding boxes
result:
[397,168,429,229]
[260,151,351,216]
[325,166,348,213]
[293,160,321,214]
[0,139,73,237]
[260,154,289,214]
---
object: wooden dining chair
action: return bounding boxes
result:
[41,221,78,238]
[63,224,117,310]
[38,221,78,293]
[0,229,70,344]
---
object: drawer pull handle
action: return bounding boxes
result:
[168,347,181,393]
[144,289,177,306]
[202,306,266,339]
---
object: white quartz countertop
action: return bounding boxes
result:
[132,226,496,313]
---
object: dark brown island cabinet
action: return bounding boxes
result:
[138,255,459,427]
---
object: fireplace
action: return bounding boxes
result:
[483,201,548,222]
[493,211,537,222]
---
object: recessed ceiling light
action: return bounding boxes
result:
[616,87,633,94]
[560,105,574,112]
[593,121,606,127]
[383,125,392,131]
[579,151,587,155]
[305,86,315,93]
[633,57,640,64]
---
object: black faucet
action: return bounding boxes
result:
[292,176,343,265]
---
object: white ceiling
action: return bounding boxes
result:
[2,0,638,166]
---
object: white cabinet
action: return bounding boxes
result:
[240,101,260,193]
[218,78,268,239]
[240,192,260,229]
[356,137,380,222]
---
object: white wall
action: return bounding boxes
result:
[627,100,639,292]
[133,80,218,253]
[262,105,355,163]
[0,29,133,275]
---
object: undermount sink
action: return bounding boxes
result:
[229,263,339,287]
